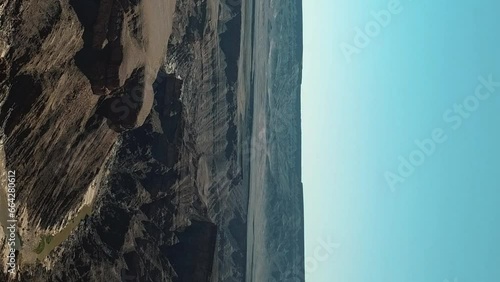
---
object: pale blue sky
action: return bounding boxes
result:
[302,1,500,281]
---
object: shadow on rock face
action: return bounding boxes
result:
[97,67,145,131]
[98,96,138,131]
[162,221,218,282]
[0,74,42,135]
[70,0,125,95]
[69,0,99,80]
[69,0,100,28]
[0,58,7,83]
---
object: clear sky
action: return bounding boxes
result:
[301,0,500,281]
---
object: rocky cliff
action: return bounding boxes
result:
[0,0,304,280]
[1,0,247,280]
[0,0,175,228]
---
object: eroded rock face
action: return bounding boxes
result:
[97,67,147,131]
[70,0,174,130]
[18,70,216,282]
[71,0,125,95]
[164,221,218,282]
[0,0,291,280]
[0,0,174,245]
[0,0,118,231]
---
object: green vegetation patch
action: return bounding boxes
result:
[45,235,53,244]
[33,235,53,254]
[33,238,45,254]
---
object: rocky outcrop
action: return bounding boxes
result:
[71,0,125,95]
[0,0,175,234]
[70,0,174,129]
[18,70,197,282]
[164,220,218,282]
[1,0,305,280]
[0,0,119,231]
[6,0,248,279]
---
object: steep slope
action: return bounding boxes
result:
[0,0,175,279]
[0,0,304,281]
[0,0,248,280]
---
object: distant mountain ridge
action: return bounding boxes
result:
[244,0,304,281]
